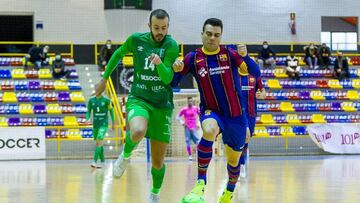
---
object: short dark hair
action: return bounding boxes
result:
[202,18,223,32]
[263,41,268,45]
[187,96,193,100]
[149,9,169,23]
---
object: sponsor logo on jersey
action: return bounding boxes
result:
[140,74,161,81]
[198,67,208,77]
[209,65,230,76]
[137,46,144,52]
[219,54,228,61]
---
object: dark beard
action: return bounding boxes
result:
[151,32,165,42]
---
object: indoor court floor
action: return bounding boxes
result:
[0,155,359,203]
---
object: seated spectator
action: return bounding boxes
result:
[303,43,318,69]
[258,41,276,69]
[334,52,350,81]
[318,43,331,69]
[285,52,301,80]
[98,40,115,71]
[52,52,69,80]
[24,45,50,70]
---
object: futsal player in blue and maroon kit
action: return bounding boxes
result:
[238,65,266,178]
[172,18,260,203]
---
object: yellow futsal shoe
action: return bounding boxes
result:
[218,190,233,203]
[181,179,205,203]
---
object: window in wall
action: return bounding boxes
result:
[104,0,152,10]
[321,32,331,47]
[321,32,357,51]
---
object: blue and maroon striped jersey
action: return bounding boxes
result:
[239,75,264,118]
[172,45,260,118]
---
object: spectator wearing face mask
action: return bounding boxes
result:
[333,52,350,81]
[285,52,301,80]
[98,40,115,71]
[318,43,331,69]
[52,52,69,80]
[257,41,276,69]
[304,43,318,69]
[24,45,50,70]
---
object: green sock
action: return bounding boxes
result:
[100,146,105,162]
[94,146,101,162]
[151,164,166,194]
[123,131,138,158]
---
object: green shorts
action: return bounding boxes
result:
[126,98,173,143]
[93,126,108,140]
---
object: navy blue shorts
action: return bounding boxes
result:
[200,110,248,151]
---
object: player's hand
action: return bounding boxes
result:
[148,53,162,65]
[102,61,107,66]
[237,44,248,57]
[173,58,184,72]
[256,89,266,99]
[92,78,107,96]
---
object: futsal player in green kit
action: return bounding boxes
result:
[86,89,115,169]
[93,9,179,202]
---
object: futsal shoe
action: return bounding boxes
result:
[239,164,246,178]
[113,152,130,178]
[149,192,160,203]
[91,161,97,168]
[181,179,205,203]
[97,162,104,169]
[218,190,233,203]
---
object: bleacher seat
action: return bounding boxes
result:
[64,116,78,126]
[25,70,38,79]
[352,79,360,89]
[341,102,357,112]
[34,104,47,114]
[310,90,325,100]
[19,104,33,115]
[260,114,275,124]
[14,81,28,90]
[280,102,294,112]
[347,90,359,100]
[54,80,69,90]
[30,93,44,102]
[38,69,52,79]
[0,117,8,127]
[254,126,269,136]
[312,114,326,123]
[328,79,343,89]
[11,69,26,79]
[70,92,85,102]
[0,69,11,79]
[3,92,17,102]
[286,114,301,124]
[8,117,21,126]
[47,104,62,114]
[267,79,282,89]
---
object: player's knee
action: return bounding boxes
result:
[227,156,240,167]
[202,126,218,139]
[96,141,102,146]
[130,126,146,140]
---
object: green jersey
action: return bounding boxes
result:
[87,96,112,128]
[103,32,179,109]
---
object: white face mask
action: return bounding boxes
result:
[263,45,268,49]
[43,48,48,53]
[55,55,61,60]
[106,44,111,49]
